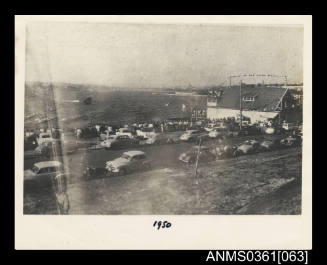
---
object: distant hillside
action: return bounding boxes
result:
[24,82,207,128]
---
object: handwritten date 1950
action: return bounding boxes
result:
[153,221,172,230]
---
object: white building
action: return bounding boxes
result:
[207,86,292,124]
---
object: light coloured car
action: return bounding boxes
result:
[208,127,227,139]
[240,120,251,127]
[180,130,205,142]
[144,135,158,145]
[24,161,64,188]
[136,127,156,138]
[280,136,301,147]
[204,123,216,132]
[260,139,280,151]
[37,132,54,145]
[100,135,118,149]
[265,127,275,135]
[100,129,114,141]
[116,128,133,138]
[140,133,179,145]
[282,122,296,131]
[179,146,216,164]
[106,150,151,175]
[212,144,236,159]
[236,140,260,155]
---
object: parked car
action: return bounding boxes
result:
[100,135,119,149]
[259,139,281,151]
[235,140,260,155]
[212,144,236,159]
[136,127,156,138]
[179,146,216,164]
[106,150,151,175]
[204,123,216,132]
[25,141,50,159]
[224,128,249,137]
[180,130,207,142]
[282,122,296,131]
[280,135,302,147]
[264,127,275,135]
[208,127,227,139]
[116,128,134,138]
[34,141,78,156]
[140,133,180,145]
[103,135,139,149]
[24,161,64,188]
[99,129,115,141]
[37,132,54,145]
[34,142,51,156]
[145,134,165,145]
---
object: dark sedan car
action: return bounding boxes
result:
[110,135,139,149]
[280,135,302,147]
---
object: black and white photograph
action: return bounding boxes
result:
[15,15,312,249]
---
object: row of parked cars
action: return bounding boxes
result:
[178,135,302,164]
[24,134,302,190]
[96,121,262,150]
[178,122,265,143]
[26,120,289,158]
[24,150,152,189]
[24,140,80,159]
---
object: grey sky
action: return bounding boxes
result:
[26,22,303,88]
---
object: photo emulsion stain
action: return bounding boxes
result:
[23,21,304,215]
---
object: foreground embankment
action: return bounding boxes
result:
[24,147,301,215]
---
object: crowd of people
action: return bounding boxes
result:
[24,115,301,152]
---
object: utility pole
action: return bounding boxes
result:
[194,138,202,185]
[239,80,243,131]
[44,30,69,215]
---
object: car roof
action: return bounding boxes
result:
[34,161,62,168]
[186,130,198,133]
[123,150,145,156]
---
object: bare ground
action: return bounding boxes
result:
[24,147,301,215]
